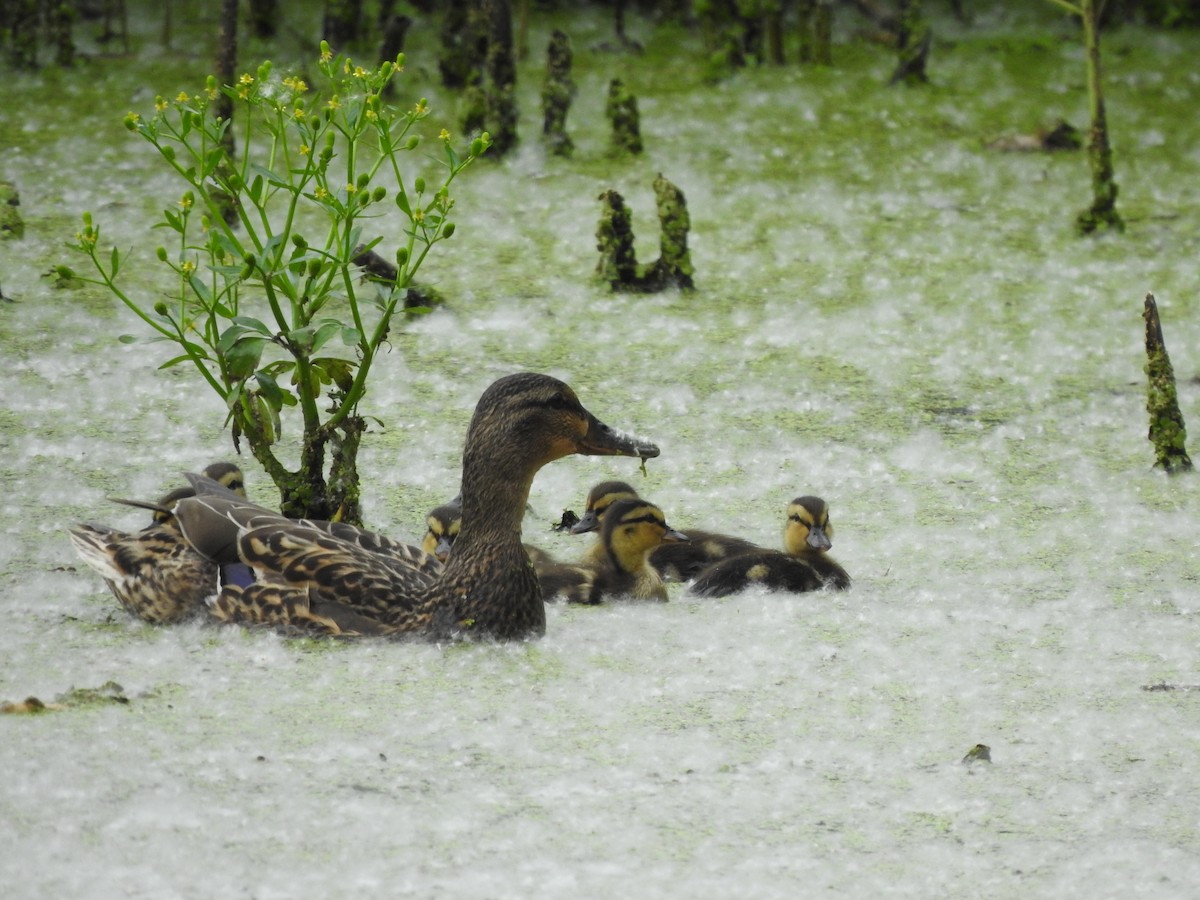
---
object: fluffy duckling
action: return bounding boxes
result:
[540,498,687,603]
[67,462,249,625]
[689,496,850,597]
[422,495,557,566]
[176,372,660,639]
[569,480,756,579]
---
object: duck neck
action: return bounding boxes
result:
[449,442,532,563]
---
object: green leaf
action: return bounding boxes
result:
[231,315,273,336]
[310,320,344,354]
[162,208,183,234]
[222,334,267,381]
[118,334,138,344]
[188,274,212,304]
[248,173,264,203]
[395,191,411,216]
[110,247,120,278]
[341,326,362,346]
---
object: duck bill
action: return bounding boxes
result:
[807,526,832,552]
[663,528,689,543]
[577,412,660,459]
[569,510,602,534]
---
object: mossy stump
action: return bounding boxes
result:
[1143,292,1192,473]
[596,176,694,293]
[0,181,24,240]
[541,29,575,157]
[606,79,643,155]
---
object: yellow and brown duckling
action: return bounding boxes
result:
[568,480,757,580]
[689,495,850,597]
[422,495,557,566]
[540,497,687,604]
[176,372,660,639]
[67,462,248,625]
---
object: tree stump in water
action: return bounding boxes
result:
[1143,292,1192,473]
[606,79,643,155]
[541,29,575,157]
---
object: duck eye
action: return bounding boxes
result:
[545,392,577,412]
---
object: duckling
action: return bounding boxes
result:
[689,496,850,597]
[421,498,462,562]
[175,372,660,640]
[66,462,249,625]
[568,480,756,579]
[422,495,557,566]
[540,498,687,603]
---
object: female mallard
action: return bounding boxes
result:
[177,372,659,640]
[539,498,687,603]
[422,495,557,566]
[67,462,248,624]
[688,495,850,597]
[568,480,756,579]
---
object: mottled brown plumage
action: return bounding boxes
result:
[67,462,249,624]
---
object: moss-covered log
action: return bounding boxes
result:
[1075,0,1123,234]
[1143,292,1192,473]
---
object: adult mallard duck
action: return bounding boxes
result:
[177,372,660,640]
[67,462,248,625]
[422,495,557,566]
[689,495,850,597]
[539,498,687,603]
[568,480,756,579]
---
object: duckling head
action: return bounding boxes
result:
[602,497,688,574]
[784,495,833,554]
[569,480,641,534]
[422,498,463,562]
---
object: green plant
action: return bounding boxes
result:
[68,44,490,523]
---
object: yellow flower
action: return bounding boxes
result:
[320,47,332,63]
[154,96,168,112]
[176,91,190,103]
[283,76,308,93]
[353,66,367,78]
[299,143,311,156]
[238,86,251,100]
[346,183,357,194]
[239,73,254,85]
[326,95,341,110]
[439,128,450,142]
[315,187,329,200]
[180,260,197,275]
[413,208,425,223]
[412,100,427,115]
[365,109,378,121]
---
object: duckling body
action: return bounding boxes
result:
[569,480,755,579]
[689,496,850,597]
[67,462,249,624]
[540,498,686,603]
[178,373,659,640]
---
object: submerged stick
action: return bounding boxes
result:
[1143,292,1192,473]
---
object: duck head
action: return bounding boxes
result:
[569,480,641,534]
[784,495,833,554]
